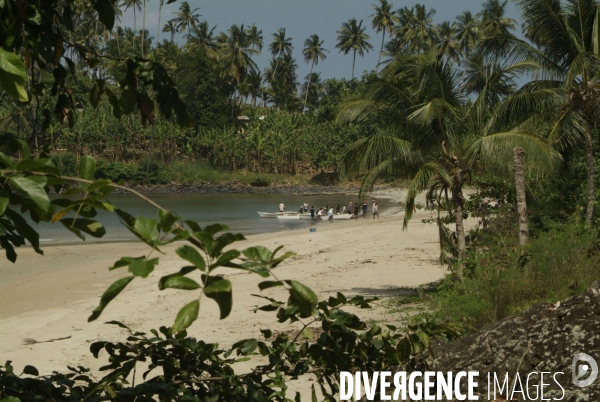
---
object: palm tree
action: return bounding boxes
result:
[163,20,177,42]
[217,24,260,117]
[123,0,142,52]
[370,0,395,72]
[246,24,263,51]
[187,21,219,57]
[301,72,324,111]
[436,21,460,63]
[269,28,293,78]
[302,34,328,113]
[335,18,373,79]
[338,54,560,266]
[396,5,438,53]
[244,70,263,107]
[453,11,480,61]
[478,0,516,37]
[156,0,163,46]
[484,0,600,223]
[174,1,201,42]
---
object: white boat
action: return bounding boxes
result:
[276,213,301,220]
[258,211,279,218]
[299,213,353,221]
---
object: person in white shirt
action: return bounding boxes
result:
[279,202,285,212]
[328,208,334,222]
[303,201,308,213]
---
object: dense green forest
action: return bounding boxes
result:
[0,0,560,183]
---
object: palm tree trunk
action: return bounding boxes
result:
[513,147,528,245]
[133,7,137,53]
[352,50,356,79]
[302,61,314,114]
[451,176,466,267]
[141,0,146,57]
[157,0,162,46]
[585,124,595,224]
[376,30,385,72]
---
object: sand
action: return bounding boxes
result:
[0,189,464,397]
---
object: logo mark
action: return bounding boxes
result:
[572,353,598,388]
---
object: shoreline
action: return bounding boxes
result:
[0,211,450,375]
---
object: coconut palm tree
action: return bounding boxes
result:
[454,11,480,62]
[338,53,560,266]
[156,0,163,46]
[174,1,201,42]
[163,20,177,42]
[244,70,263,107]
[478,0,516,38]
[483,0,600,223]
[246,24,263,51]
[335,18,373,79]
[187,21,219,57]
[123,0,142,52]
[370,0,395,72]
[302,34,328,113]
[301,72,324,111]
[268,28,293,79]
[436,21,460,63]
[217,24,260,117]
[395,5,438,53]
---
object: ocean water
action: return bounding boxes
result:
[34,193,364,245]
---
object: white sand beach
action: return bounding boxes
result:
[0,189,468,397]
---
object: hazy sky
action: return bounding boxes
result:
[121,0,521,81]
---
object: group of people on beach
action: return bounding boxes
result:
[295,199,379,221]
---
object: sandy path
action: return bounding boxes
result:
[0,204,455,397]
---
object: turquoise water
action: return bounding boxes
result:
[35,193,361,245]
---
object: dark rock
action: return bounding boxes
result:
[405,283,600,401]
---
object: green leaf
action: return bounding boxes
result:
[396,336,412,363]
[90,82,100,109]
[1,397,22,402]
[0,49,28,102]
[237,262,270,277]
[4,209,42,254]
[211,249,240,270]
[23,365,39,376]
[79,155,96,180]
[59,218,106,239]
[260,328,272,339]
[129,258,158,278]
[88,276,134,322]
[161,275,201,290]
[9,177,50,212]
[258,281,283,290]
[176,245,206,270]
[109,256,138,270]
[158,266,197,289]
[210,232,245,258]
[171,299,199,334]
[131,216,159,246]
[0,195,8,215]
[158,209,178,231]
[285,280,317,318]
[203,275,233,319]
[95,0,115,30]
[106,89,122,119]
[120,87,137,114]
[242,246,272,261]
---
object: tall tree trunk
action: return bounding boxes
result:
[133,7,137,53]
[513,147,528,246]
[157,0,162,46]
[376,30,385,72]
[451,175,466,268]
[352,50,356,79]
[585,124,595,224]
[141,0,146,57]
[302,61,314,114]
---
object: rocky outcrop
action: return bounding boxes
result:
[114,182,362,195]
[407,282,600,401]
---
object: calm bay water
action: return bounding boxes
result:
[37,193,361,245]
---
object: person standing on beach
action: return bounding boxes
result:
[279,202,285,212]
[348,202,353,215]
[362,200,368,219]
[303,201,308,213]
[328,207,334,222]
[373,202,379,219]
[310,206,315,219]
